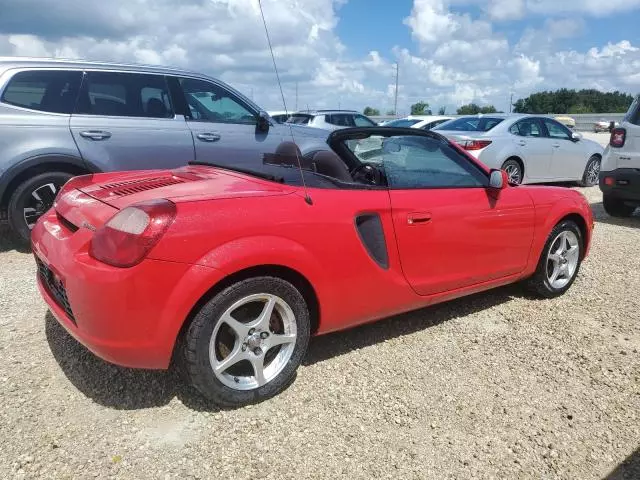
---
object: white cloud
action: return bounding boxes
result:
[485,0,526,21]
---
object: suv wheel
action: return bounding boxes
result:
[8,172,73,243]
[603,194,636,218]
[183,276,311,407]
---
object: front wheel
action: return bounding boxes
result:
[528,220,583,298]
[183,276,311,407]
[8,172,73,243]
[578,155,600,187]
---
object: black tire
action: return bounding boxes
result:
[578,155,600,187]
[527,220,583,298]
[8,171,73,243]
[183,276,311,407]
[603,194,636,218]
[501,158,523,185]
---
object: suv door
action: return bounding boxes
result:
[541,118,584,180]
[509,117,553,180]
[176,77,282,167]
[69,71,194,172]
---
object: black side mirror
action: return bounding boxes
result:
[257,111,271,133]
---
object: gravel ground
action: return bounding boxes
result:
[1,151,639,478]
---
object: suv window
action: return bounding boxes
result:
[345,134,487,189]
[542,119,572,140]
[1,70,82,114]
[326,114,354,127]
[287,114,312,125]
[179,78,256,124]
[625,97,640,126]
[76,72,173,118]
[510,118,542,137]
[353,114,376,127]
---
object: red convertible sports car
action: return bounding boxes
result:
[32,127,594,406]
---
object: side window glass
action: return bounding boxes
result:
[76,72,173,118]
[543,119,571,140]
[344,135,487,188]
[1,70,82,114]
[353,114,376,127]
[327,114,352,127]
[179,78,256,124]
[512,119,541,137]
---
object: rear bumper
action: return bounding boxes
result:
[599,169,640,204]
[32,208,225,369]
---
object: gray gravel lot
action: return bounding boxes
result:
[0,137,638,479]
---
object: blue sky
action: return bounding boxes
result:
[1,0,639,114]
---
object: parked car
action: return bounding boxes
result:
[599,97,640,217]
[0,57,326,242]
[33,126,593,406]
[383,115,453,130]
[433,114,603,186]
[594,119,619,133]
[285,109,377,130]
[554,116,576,129]
[267,111,290,124]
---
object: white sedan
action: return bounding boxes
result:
[384,115,453,130]
[432,114,604,186]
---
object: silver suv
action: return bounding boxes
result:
[0,57,326,241]
[599,95,640,217]
[286,110,377,130]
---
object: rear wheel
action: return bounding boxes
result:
[528,220,583,298]
[578,155,600,187]
[183,276,311,407]
[603,194,636,217]
[8,172,73,243]
[501,159,523,185]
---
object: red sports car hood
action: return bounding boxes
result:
[77,165,292,210]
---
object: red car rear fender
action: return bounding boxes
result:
[529,197,592,273]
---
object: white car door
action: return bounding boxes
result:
[542,118,585,180]
[510,118,553,180]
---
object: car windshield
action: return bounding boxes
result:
[434,117,504,132]
[287,114,312,125]
[384,119,421,128]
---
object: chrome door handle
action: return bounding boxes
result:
[196,132,221,142]
[552,143,561,148]
[518,140,526,146]
[79,130,111,141]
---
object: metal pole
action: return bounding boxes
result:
[394,63,399,116]
[295,82,298,111]
[509,93,513,113]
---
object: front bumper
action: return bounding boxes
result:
[32,208,224,369]
[599,169,640,204]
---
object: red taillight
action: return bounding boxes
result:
[604,177,615,186]
[89,199,176,268]
[459,140,492,151]
[55,174,94,202]
[610,128,626,148]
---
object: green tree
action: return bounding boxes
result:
[363,106,380,116]
[438,106,446,115]
[513,89,634,114]
[457,103,498,115]
[411,101,431,115]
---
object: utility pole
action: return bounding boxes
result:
[509,93,513,113]
[394,62,399,116]
[295,82,298,111]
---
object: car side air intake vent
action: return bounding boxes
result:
[354,213,389,269]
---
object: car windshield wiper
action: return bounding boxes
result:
[188,161,284,183]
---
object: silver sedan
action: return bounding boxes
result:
[433,114,604,185]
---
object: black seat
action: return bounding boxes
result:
[147,98,168,117]
[312,150,353,182]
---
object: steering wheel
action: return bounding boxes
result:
[351,162,383,185]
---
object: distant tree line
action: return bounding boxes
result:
[456,103,499,115]
[513,89,634,114]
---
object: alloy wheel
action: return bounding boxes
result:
[23,183,60,230]
[546,230,580,289]
[209,293,297,390]
[504,163,522,184]
[585,159,600,186]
